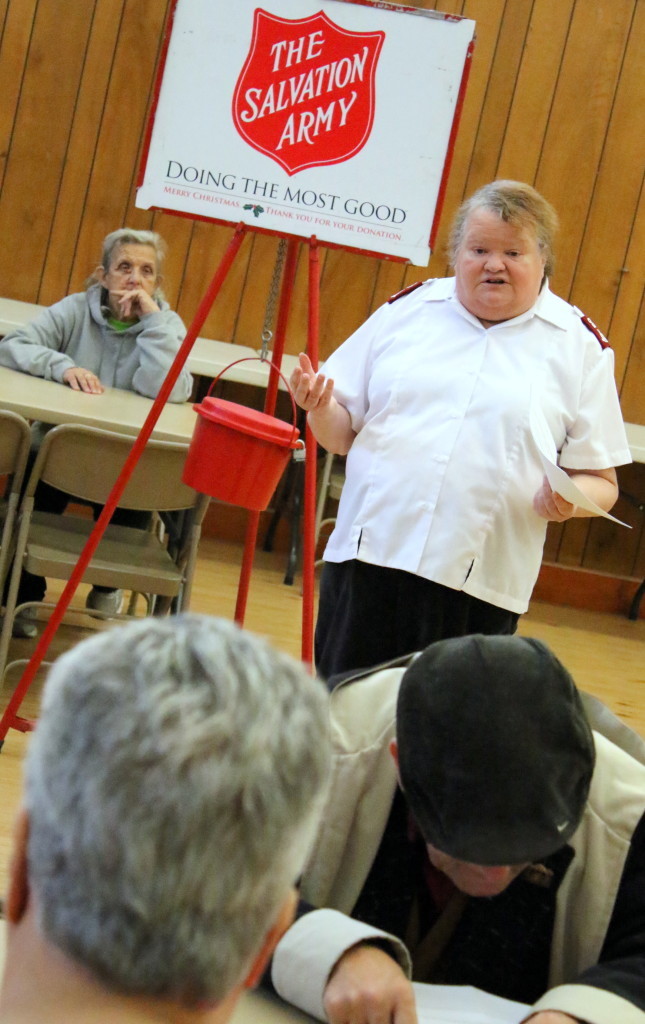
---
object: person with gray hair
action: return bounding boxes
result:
[0,226,191,400]
[0,226,193,632]
[0,614,331,1024]
[290,179,632,679]
[98,227,169,289]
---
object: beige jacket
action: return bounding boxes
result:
[291,665,645,1024]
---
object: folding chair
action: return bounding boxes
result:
[0,424,210,681]
[314,451,346,564]
[0,411,31,594]
[580,690,645,767]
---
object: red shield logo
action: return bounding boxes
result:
[232,9,385,175]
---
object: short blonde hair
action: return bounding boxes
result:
[449,180,559,277]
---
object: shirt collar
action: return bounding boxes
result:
[421,277,568,331]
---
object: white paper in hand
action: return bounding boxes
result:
[413,983,529,1024]
[529,406,629,527]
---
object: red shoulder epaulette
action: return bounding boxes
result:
[387,280,424,303]
[579,312,610,350]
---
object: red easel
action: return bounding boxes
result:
[0,224,321,747]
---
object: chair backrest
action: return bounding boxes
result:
[315,451,346,544]
[0,409,31,483]
[581,690,645,767]
[25,424,198,513]
[0,410,32,589]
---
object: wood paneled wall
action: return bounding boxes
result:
[0,0,643,581]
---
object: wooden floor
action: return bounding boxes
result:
[0,537,644,896]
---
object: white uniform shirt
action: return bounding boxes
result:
[321,278,632,614]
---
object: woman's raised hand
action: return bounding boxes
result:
[290,353,335,412]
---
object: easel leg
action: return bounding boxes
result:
[301,238,320,668]
[235,511,261,624]
[233,236,319,671]
[233,239,299,624]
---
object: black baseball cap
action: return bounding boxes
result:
[396,634,595,865]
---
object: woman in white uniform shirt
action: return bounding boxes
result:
[291,181,632,679]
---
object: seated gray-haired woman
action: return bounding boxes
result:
[0,226,194,635]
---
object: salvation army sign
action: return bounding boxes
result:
[232,10,384,175]
[137,0,475,265]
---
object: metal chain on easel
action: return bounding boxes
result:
[259,237,288,361]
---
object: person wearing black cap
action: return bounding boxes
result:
[270,634,645,1024]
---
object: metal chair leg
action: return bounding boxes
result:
[629,578,645,621]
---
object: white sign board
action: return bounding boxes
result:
[137,0,475,265]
